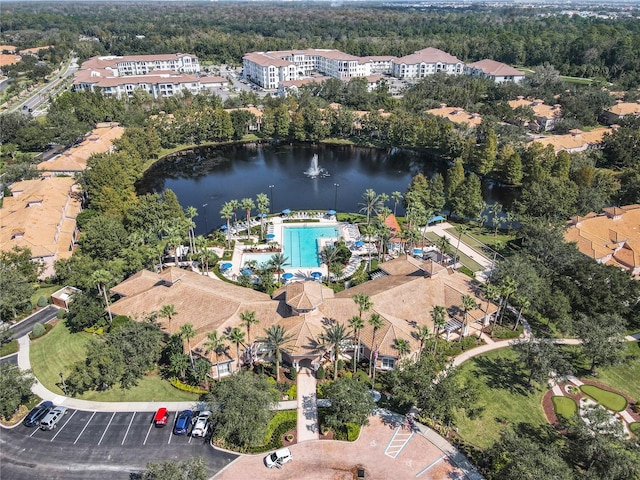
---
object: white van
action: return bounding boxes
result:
[264,447,293,468]
[40,406,67,430]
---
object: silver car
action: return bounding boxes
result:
[191,411,211,438]
[40,406,67,430]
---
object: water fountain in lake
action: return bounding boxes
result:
[304,153,330,178]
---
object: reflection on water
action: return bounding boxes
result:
[137,142,514,235]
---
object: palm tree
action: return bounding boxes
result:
[229,199,240,229]
[513,295,530,331]
[240,197,255,240]
[184,205,198,255]
[204,330,227,379]
[453,224,469,266]
[268,253,289,284]
[91,269,114,323]
[359,188,381,225]
[430,305,447,354]
[159,304,178,334]
[391,191,403,217]
[259,325,294,383]
[497,277,517,325]
[165,222,184,266]
[393,338,411,361]
[489,202,503,237]
[239,309,259,344]
[460,295,478,341]
[504,210,517,235]
[368,312,384,377]
[321,245,340,283]
[436,236,451,262]
[220,202,234,249]
[347,315,365,373]
[352,293,372,322]
[256,192,270,238]
[480,284,500,337]
[178,323,197,367]
[413,325,432,357]
[194,235,209,274]
[228,327,246,368]
[320,322,351,379]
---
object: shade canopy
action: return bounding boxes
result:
[257,213,267,218]
[413,248,423,255]
[221,262,232,270]
[241,269,253,276]
[281,209,291,215]
[219,224,228,230]
[310,271,323,278]
[354,240,365,247]
[282,272,294,280]
[428,215,445,224]
[326,209,336,215]
[266,233,276,239]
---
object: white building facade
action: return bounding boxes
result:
[391,47,464,79]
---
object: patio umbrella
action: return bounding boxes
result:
[412,248,423,255]
[326,209,336,215]
[257,213,267,218]
[219,224,228,231]
[282,209,291,215]
[241,269,253,276]
[310,271,322,279]
[355,240,365,248]
[282,272,294,280]
[221,262,232,270]
[266,233,276,239]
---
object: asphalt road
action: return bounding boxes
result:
[0,353,17,365]
[9,305,59,340]
[0,408,237,479]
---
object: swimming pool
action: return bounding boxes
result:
[242,253,275,268]
[283,226,339,268]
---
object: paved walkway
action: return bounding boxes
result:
[296,367,319,442]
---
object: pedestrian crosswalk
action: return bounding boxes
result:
[384,425,414,459]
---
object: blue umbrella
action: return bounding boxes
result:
[219,224,228,231]
[327,209,336,215]
[282,272,294,280]
[221,262,232,270]
[241,269,253,276]
[266,233,276,239]
[310,271,322,278]
[355,240,365,247]
[413,248,423,255]
[257,213,267,218]
[282,209,291,215]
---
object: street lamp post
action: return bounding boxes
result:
[269,185,275,213]
[333,183,340,212]
[202,203,208,234]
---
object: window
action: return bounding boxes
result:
[381,358,395,370]
[217,362,231,376]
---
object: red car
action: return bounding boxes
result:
[154,407,169,427]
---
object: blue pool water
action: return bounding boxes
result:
[283,226,339,268]
[242,253,274,267]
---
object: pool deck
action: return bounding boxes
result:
[222,215,345,281]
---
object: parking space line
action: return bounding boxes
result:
[168,411,179,444]
[30,427,40,437]
[73,411,95,444]
[51,409,77,442]
[143,421,154,445]
[97,412,116,446]
[188,435,193,444]
[122,412,136,445]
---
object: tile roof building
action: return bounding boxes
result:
[565,204,640,278]
[600,100,640,125]
[72,54,227,99]
[464,59,525,83]
[109,257,497,377]
[0,177,82,278]
[426,104,483,127]
[243,49,377,90]
[530,127,612,153]
[37,122,124,174]
[508,97,562,131]
[391,47,464,79]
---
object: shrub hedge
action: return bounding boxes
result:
[169,377,208,395]
[29,323,53,340]
[245,410,297,453]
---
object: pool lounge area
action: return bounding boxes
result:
[282,225,340,268]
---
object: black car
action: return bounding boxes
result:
[23,401,53,427]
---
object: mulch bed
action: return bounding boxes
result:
[319,429,334,440]
[542,389,560,425]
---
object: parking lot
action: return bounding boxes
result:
[17,409,210,448]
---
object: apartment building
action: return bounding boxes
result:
[243,49,374,89]
[80,53,200,77]
[600,100,640,125]
[530,127,612,153]
[391,47,464,79]
[464,59,525,83]
[426,104,483,128]
[508,97,562,131]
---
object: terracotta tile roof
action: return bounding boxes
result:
[199,76,228,84]
[466,59,523,77]
[565,204,640,273]
[37,123,124,172]
[531,127,611,153]
[279,76,330,88]
[243,52,293,68]
[508,98,562,119]
[0,54,21,66]
[20,46,52,54]
[607,101,640,116]
[394,47,461,65]
[0,177,81,261]
[0,45,17,52]
[426,106,483,127]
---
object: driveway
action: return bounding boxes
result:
[8,305,59,340]
[214,414,469,480]
[1,408,237,480]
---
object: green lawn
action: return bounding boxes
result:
[30,284,61,308]
[552,396,577,419]
[445,223,515,252]
[590,342,640,401]
[580,385,627,412]
[423,231,485,272]
[30,321,198,402]
[630,422,640,437]
[0,340,19,357]
[455,348,546,448]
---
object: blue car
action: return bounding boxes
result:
[23,401,53,427]
[173,410,193,435]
